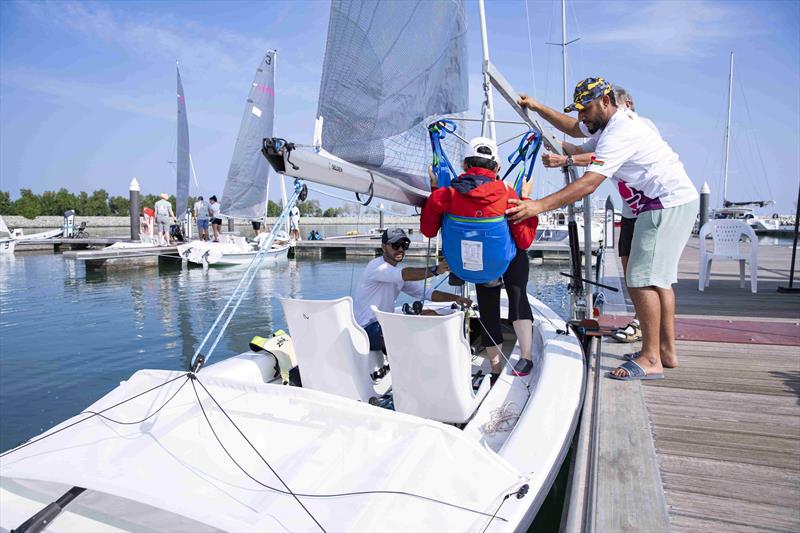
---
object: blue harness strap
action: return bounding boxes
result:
[501,130,542,196]
[441,214,516,284]
[428,120,459,189]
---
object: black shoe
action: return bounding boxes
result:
[489,372,500,387]
[512,358,533,377]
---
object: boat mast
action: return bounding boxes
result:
[274,49,290,235]
[722,51,734,206]
[478,0,496,141]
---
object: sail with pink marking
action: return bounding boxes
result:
[221,50,277,220]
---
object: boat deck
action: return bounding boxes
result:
[568,237,800,532]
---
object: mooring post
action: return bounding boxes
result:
[699,182,710,233]
[129,178,140,241]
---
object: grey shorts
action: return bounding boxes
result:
[627,199,698,289]
[156,215,170,233]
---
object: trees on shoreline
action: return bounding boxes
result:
[1,189,400,219]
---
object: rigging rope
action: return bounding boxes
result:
[501,130,542,196]
[428,120,460,189]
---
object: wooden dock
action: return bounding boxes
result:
[566,237,800,532]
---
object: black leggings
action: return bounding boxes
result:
[475,248,533,347]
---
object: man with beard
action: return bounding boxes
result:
[509,78,698,381]
[352,228,471,353]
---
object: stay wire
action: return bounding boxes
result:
[0,372,190,459]
[481,491,516,533]
[190,378,326,532]
[191,377,507,523]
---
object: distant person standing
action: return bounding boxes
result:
[193,196,211,241]
[289,205,301,242]
[154,193,175,246]
[209,195,222,242]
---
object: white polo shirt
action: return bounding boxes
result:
[578,109,697,215]
[353,256,433,326]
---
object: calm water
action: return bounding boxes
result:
[0,252,570,452]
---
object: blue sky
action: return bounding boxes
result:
[1,0,798,214]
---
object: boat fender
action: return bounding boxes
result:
[248,330,298,384]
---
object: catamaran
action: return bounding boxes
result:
[0,1,592,530]
[177,50,290,267]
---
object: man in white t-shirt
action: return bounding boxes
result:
[154,193,175,246]
[510,77,698,381]
[540,86,655,346]
[353,228,471,353]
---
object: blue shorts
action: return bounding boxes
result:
[197,218,209,231]
[363,321,385,353]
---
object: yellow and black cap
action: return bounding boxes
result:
[565,77,612,112]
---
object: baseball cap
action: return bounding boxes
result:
[160,193,169,200]
[565,77,612,112]
[381,227,410,245]
[466,136,498,162]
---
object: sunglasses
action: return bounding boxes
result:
[389,241,410,251]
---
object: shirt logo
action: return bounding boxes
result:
[590,156,605,167]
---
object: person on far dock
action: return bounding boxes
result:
[209,195,222,242]
[289,205,301,243]
[154,193,175,246]
[193,196,211,241]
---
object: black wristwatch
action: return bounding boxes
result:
[429,264,438,276]
[565,155,574,167]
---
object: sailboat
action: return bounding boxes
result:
[711,52,781,235]
[0,214,61,255]
[0,2,586,531]
[177,51,290,267]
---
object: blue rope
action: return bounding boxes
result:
[428,120,459,189]
[501,130,542,196]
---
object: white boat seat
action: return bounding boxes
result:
[698,219,758,293]
[280,297,385,402]
[373,306,490,424]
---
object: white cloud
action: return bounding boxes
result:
[588,1,748,56]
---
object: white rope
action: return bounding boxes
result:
[482,402,521,437]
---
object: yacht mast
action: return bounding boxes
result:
[478,0,497,141]
[722,51,734,206]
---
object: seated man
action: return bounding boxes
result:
[353,228,471,353]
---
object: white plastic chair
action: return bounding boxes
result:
[280,297,385,402]
[373,306,490,424]
[698,220,758,293]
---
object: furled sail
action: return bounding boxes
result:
[317,0,468,193]
[176,65,191,215]
[222,51,277,220]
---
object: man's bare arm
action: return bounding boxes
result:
[506,171,606,222]
[517,94,584,138]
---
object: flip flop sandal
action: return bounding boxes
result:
[607,360,664,381]
[623,351,641,361]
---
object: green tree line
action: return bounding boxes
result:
[1,189,356,220]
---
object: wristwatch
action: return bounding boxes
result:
[565,155,574,167]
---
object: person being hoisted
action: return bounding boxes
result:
[421,136,538,281]
[421,136,539,381]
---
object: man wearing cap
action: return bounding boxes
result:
[421,137,538,381]
[353,228,471,353]
[154,193,175,246]
[540,86,658,347]
[510,78,698,381]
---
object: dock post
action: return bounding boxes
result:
[129,178,140,241]
[227,217,234,232]
[699,181,710,233]
[379,203,385,232]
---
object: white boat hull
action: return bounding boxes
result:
[0,238,17,255]
[176,237,290,267]
[0,294,585,532]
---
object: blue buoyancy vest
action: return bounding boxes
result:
[441,214,516,284]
